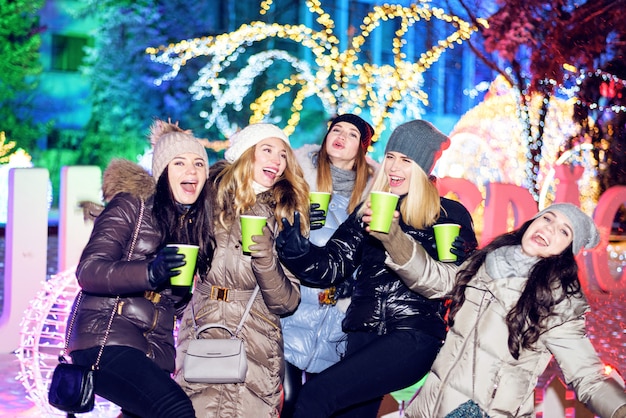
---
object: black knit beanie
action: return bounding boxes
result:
[326,114,374,150]
[385,120,450,173]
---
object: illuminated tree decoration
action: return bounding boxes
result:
[147,0,485,151]
[0,132,17,164]
[14,268,120,417]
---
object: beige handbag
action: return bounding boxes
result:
[183,285,259,384]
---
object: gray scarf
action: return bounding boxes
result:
[485,245,539,279]
[329,164,356,198]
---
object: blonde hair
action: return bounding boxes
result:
[316,142,374,213]
[214,144,310,234]
[361,159,440,230]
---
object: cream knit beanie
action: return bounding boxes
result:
[224,123,290,163]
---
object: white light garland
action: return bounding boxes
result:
[146,2,483,151]
[14,267,120,417]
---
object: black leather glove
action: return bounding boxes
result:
[450,235,477,262]
[148,246,186,288]
[309,203,326,231]
[276,211,310,259]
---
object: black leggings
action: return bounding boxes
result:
[293,330,441,418]
[71,345,195,418]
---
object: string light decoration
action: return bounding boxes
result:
[434,75,592,234]
[563,68,626,114]
[147,1,485,150]
[14,268,120,417]
[538,142,600,215]
[514,66,626,199]
[0,131,17,163]
[437,75,580,189]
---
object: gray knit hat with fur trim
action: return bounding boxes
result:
[151,121,209,180]
[224,123,290,163]
[385,120,451,173]
[533,203,600,254]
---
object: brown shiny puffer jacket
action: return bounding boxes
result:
[68,160,182,372]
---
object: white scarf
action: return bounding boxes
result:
[252,181,270,195]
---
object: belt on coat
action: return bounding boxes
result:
[196,281,257,302]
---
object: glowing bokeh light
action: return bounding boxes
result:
[147,1,484,151]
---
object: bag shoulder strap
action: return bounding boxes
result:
[234,285,259,337]
[62,198,145,369]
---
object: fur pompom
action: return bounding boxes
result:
[149,119,191,147]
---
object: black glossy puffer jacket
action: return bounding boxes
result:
[279,197,477,339]
[68,160,186,372]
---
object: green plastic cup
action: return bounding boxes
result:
[167,244,199,286]
[433,223,461,262]
[240,215,267,253]
[369,191,400,233]
[309,191,331,225]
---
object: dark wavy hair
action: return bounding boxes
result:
[448,219,582,359]
[152,167,215,278]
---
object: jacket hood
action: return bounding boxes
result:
[80,159,156,221]
[102,159,155,202]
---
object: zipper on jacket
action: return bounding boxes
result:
[144,307,159,334]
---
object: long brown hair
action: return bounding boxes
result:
[315,136,374,213]
[448,220,581,359]
[153,168,215,277]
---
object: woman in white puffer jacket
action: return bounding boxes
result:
[280,114,376,418]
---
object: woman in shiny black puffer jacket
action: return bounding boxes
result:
[278,196,476,418]
[276,119,478,418]
[282,196,476,340]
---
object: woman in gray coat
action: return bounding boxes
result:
[369,203,626,418]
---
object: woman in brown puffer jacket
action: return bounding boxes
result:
[67,120,214,418]
[174,123,310,418]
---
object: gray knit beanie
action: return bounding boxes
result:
[385,120,451,173]
[151,122,209,180]
[224,123,290,163]
[533,203,600,254]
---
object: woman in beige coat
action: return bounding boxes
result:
[175,123,310,417]
[367,203,626,418]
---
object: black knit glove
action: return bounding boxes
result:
[276,211,310,259]
[148,246,186,288]
[309,203,326,230]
